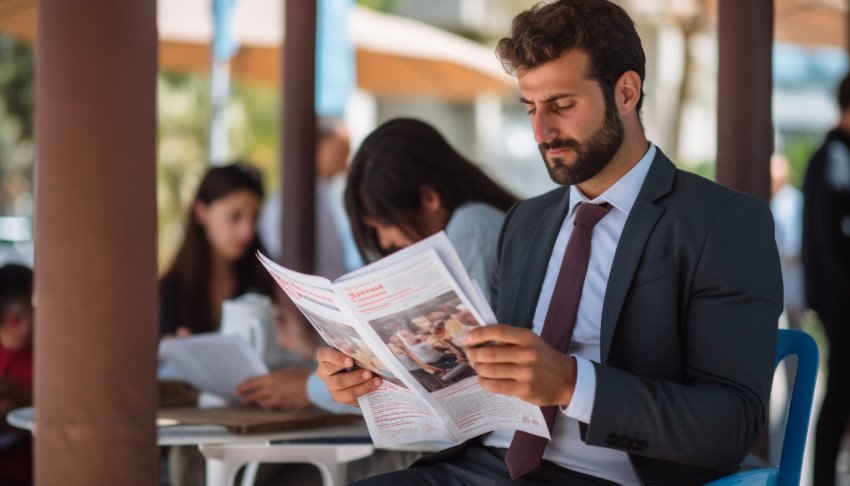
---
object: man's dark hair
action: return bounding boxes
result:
[0,264,33,315]
[838,73,850,111]
[496,0,646,116]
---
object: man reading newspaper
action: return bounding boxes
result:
[316,1,782,485]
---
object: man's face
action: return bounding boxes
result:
[518,50,625,186]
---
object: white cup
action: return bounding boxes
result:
[219,292,309,370]
[219,292,276,361]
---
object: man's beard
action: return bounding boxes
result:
[538,101,625,186]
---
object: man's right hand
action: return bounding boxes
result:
[315,347,382,407]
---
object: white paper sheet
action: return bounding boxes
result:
[158,333,269,403]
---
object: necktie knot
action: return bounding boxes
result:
[574,202,612,229]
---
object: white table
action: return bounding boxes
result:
[7,406,376,486]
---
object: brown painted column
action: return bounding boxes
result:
[717,2,774,462]
[716,0,774,202]
[34,1,158,485]
[280,1,317,273]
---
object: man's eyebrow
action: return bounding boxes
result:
[518,93,576,104]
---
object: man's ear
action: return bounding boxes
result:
[419,186,442,212]
[615,70,642,116]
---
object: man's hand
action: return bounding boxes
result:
[315,347,381,407]
[235,368,312,410]
[465,324,577,407]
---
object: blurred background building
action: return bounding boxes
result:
[1,0,847,271]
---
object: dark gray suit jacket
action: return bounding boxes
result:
[491,149,783,485]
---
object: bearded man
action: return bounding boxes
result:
[317,1,783,484]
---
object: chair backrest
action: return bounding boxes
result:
[774,328,819,486]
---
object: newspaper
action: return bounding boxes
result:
[257,232,549,447]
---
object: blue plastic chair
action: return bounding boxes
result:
[705,329,819,486]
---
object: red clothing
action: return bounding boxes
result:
[0,345,32,390]
[0,344,33,486]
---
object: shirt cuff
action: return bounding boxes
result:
[560,356,596,424]
[306,371,363,416]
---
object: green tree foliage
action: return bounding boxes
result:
[156,72,280,272]
[0,35,34,218]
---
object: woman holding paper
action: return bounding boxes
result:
[159,161,314,409]
[161,162,320,486]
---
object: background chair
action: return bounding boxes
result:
[705,328,819,486]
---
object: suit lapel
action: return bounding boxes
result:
[599,150,676,364]
[511,188,572,329]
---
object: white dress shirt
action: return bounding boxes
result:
[482,144,656,486]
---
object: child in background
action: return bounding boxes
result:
[0,263,34,486]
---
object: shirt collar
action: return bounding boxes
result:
[568,143,657,217]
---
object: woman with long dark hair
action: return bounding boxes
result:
[161,163,320,486]
[159,162,276,337]
[345,117,518,286]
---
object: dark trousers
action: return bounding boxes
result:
[346,439,622,486]
[814,315,850,486]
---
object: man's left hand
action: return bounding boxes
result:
[465,324,577,407]
[235,368,312,410]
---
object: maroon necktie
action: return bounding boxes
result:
[504,202,612,480]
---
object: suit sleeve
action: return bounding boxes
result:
[584,193,782,469]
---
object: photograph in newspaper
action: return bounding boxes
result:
[299,307,406,388]
[367,291,480,392]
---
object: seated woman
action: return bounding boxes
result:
[162,162,317,486]
[159,162,277,338]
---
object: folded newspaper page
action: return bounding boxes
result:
[257,232,549,447]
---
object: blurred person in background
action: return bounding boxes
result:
[160,162,317,486]
[345,117,518,288]
[259,115,362,281]
[0,263,33,486]
[159,162,277,338]
[804,73,850,486]
[258,116,362,366]
[770,153,805,332]
[768,152,805,465]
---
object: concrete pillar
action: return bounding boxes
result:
[716,0,773,202]
[34,0,158,484]
[281,1,317,273]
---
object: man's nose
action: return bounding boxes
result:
[532,112,558,145]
